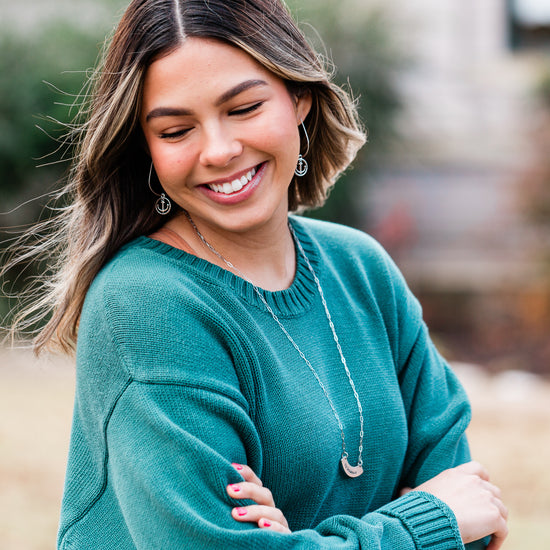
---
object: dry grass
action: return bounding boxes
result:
[0,348,74,550]
[1,349,549,549]
[457,364,550,550]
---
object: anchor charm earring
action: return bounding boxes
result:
[148,161,172,216]
[294,121,310,177]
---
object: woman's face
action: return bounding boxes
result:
[140,38,311,235]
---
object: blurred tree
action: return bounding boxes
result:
[287,0,404,227]
[0,23,104,221]
[0,19,110,324]
[511,64,550,374]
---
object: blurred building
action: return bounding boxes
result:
[363,0,550,372]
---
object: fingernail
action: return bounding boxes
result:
[229,484,241,493]
[235,507,247,517]
[232,463,244,471]
[262,520,272,528]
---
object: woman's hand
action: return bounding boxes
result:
[227,463,291,534]
[403,461,508,550]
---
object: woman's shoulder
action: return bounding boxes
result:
[90,236,196,296]
[293,216,416,312]
[291,215,393,268]
[81,236,208,328]
[79,237,241,383]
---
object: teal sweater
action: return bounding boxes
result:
[58,216,476,549]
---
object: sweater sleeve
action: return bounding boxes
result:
[384,260,472,488]
[365,245,489,550]
[342,232,472,488]
[393,322,490,550]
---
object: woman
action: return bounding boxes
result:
[12,0,507,548]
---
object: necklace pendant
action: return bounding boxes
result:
[341,456,363,478]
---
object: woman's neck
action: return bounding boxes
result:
[165,212,296,291]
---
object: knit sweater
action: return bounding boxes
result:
[57,216,479,549]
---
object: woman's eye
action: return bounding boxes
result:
[159,128,192,140]
[230,102,263,116]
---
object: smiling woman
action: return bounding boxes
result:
[4,1,508,549]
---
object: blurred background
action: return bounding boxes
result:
[1,0,549,548]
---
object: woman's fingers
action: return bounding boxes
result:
[231,505,291,533]
[455,460,491,481]
[228,483,290,532]
[229,463,274,507]
[232,463,263,486]
[228,463,291,533]
[227,481,276,508]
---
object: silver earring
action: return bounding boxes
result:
[294,121,310,177]
[148,162,172,215]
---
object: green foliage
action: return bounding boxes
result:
[0,23,102,200]
[0,20,107,326]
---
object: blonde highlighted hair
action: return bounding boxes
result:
[6,0,365,354]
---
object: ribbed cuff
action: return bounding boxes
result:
[378,491,464,550]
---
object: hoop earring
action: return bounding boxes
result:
[148,162,172,215]
[294,121,310,177]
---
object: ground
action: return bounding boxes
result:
[1,348,548,549]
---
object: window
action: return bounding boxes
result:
[508,0,550,50]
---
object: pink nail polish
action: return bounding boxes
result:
[230,484,241,493]
[235,507,247,516]
[263,520,272,528]
[232,463,244,471]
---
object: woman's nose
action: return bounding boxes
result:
[199,125,243,167]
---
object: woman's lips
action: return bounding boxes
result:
[206,166,257,195]
[200,162,267,204]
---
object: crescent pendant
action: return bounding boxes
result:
[341,456,363,478]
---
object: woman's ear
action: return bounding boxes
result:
[295,90,313,125]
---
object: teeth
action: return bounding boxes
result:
[231,178,243,192]
[208,166,258,195]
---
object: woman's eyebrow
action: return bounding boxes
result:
[215,79,268,106]
[145,79,268,122]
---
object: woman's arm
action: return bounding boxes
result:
[92,381,464,550]
[231,461,508,548]
[360,240,508,549]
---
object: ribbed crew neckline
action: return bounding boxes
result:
[133,216,319,317]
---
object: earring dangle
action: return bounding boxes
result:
[148,162,172,216]
[294,121,310,177]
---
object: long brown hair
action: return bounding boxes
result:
[6,0,365,354]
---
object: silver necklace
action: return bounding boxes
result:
[185,213,364,478]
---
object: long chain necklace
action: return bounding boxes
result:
[185,212,364,478]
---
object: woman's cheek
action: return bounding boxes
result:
[153,148,194,185]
